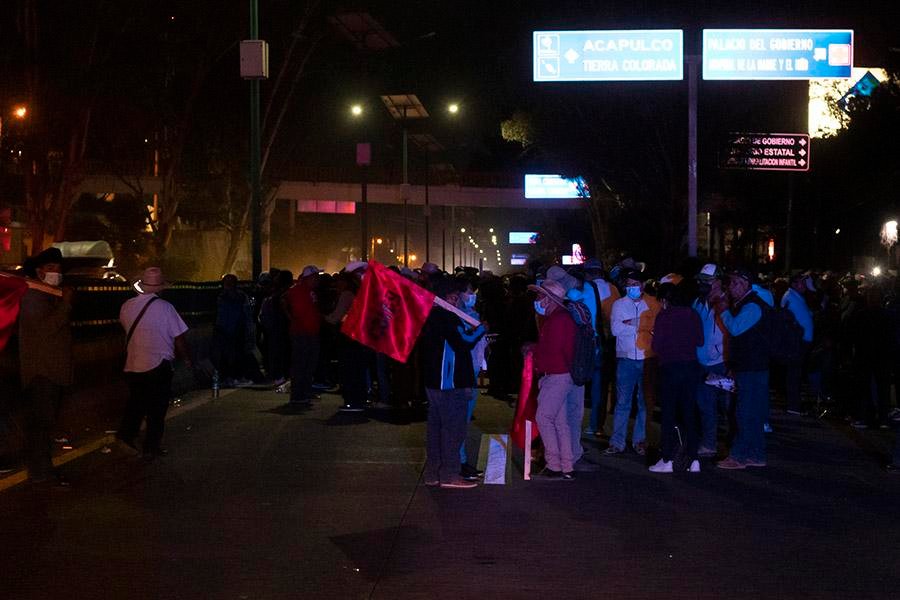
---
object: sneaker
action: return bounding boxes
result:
[339,405,365,413]
[561,471,575,481]
[745,458,767,467]
[603,445,625,456]
[763,423,773,433]
[851,420,869,430]
[534,467,563,480]
[582,427,597,437]
[461,463,484,478]
[440,478,478,489]
[648,459,673,473]
[272,377,287,387]
[633,442,647,456]
[688,460,701,473]
[697,446,717,457]
[717,456,747,470]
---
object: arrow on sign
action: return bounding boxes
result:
[799,149,807,157]
[799,159,807,167]
[799,138,807,146]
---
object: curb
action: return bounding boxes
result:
[0,387,237,493]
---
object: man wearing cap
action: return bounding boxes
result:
[117,267,191,458]
[529,279,580,479]
[18,247,73,485]
[606,270,660,456]
[715,268,770,470]
[285,266,321,406]
[581,259,620,437]
[693,263,729,456]
[781,273,815,415]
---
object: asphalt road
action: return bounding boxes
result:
[2,388,899,599]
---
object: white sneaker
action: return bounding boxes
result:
[648,459,673,473]
[689,460,701,473]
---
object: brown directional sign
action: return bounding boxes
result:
[719,132,810,172]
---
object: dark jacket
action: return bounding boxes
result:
[18,288,73,387]
[420,307,484,390]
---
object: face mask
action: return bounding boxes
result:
[41,272,63,287]
[626,286,642,300]
[534,300,547,316]
[566,288,583,302]
[463,293,476,309]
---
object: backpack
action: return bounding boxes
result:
[766,305,805,364]
[564,299,597,386]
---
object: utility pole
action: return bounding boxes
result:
[241,0,268,279]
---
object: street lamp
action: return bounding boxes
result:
[13,105,27,120]
[447,103,459,114]
[350,104,363,117]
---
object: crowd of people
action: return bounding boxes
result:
[10,247,900,488]
[208,255,900,485]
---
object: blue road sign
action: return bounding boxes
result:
[703,29,853,80]
[533,30,683,82]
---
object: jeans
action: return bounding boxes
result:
[731,370,769,463]
[120,360,174,453]
[610,358,645,451]
[23,376,62,480]
[425,388,469,482]
[535,373,580,472]
[459,388,478,464]
[697,362,727,450]
[290,334,320,404]
[659,361,701,462]
[587,346,605,432]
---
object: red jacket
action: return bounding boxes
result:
[533,307,576,375]
[285,281,320,336]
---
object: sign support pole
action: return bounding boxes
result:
[785,175,794,273]
[687,55,699,257]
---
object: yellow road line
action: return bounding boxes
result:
[0,435,115,492]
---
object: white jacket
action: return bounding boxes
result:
[611,296,651,360]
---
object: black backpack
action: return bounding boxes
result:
[564,299,597,386]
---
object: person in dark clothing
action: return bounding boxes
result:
[420,276,485,489]
[850,287,894,429]
[212,274,257,386]
[649,283,703,473]
[259,270,293,385]
[18,247,73,486]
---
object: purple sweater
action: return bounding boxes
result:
[651,306,703,365]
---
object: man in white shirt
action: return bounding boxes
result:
[117,267,191,458]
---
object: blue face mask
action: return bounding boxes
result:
[566,288,583,302]
[534,300,547,316]
[626,286,642,300]
[463,293,476,309]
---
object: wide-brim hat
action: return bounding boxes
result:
[527,279,567,307]
[344,261,368,274]
[546,265,577,291]
[133,266,168,294]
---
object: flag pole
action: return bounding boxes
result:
[432,296,480,328]
[0,272,63,297]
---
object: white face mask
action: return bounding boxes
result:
[41,272,63,287]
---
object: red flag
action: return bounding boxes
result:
[0,274,28,352]
[341,261,435,363]
[510,350,540,449]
